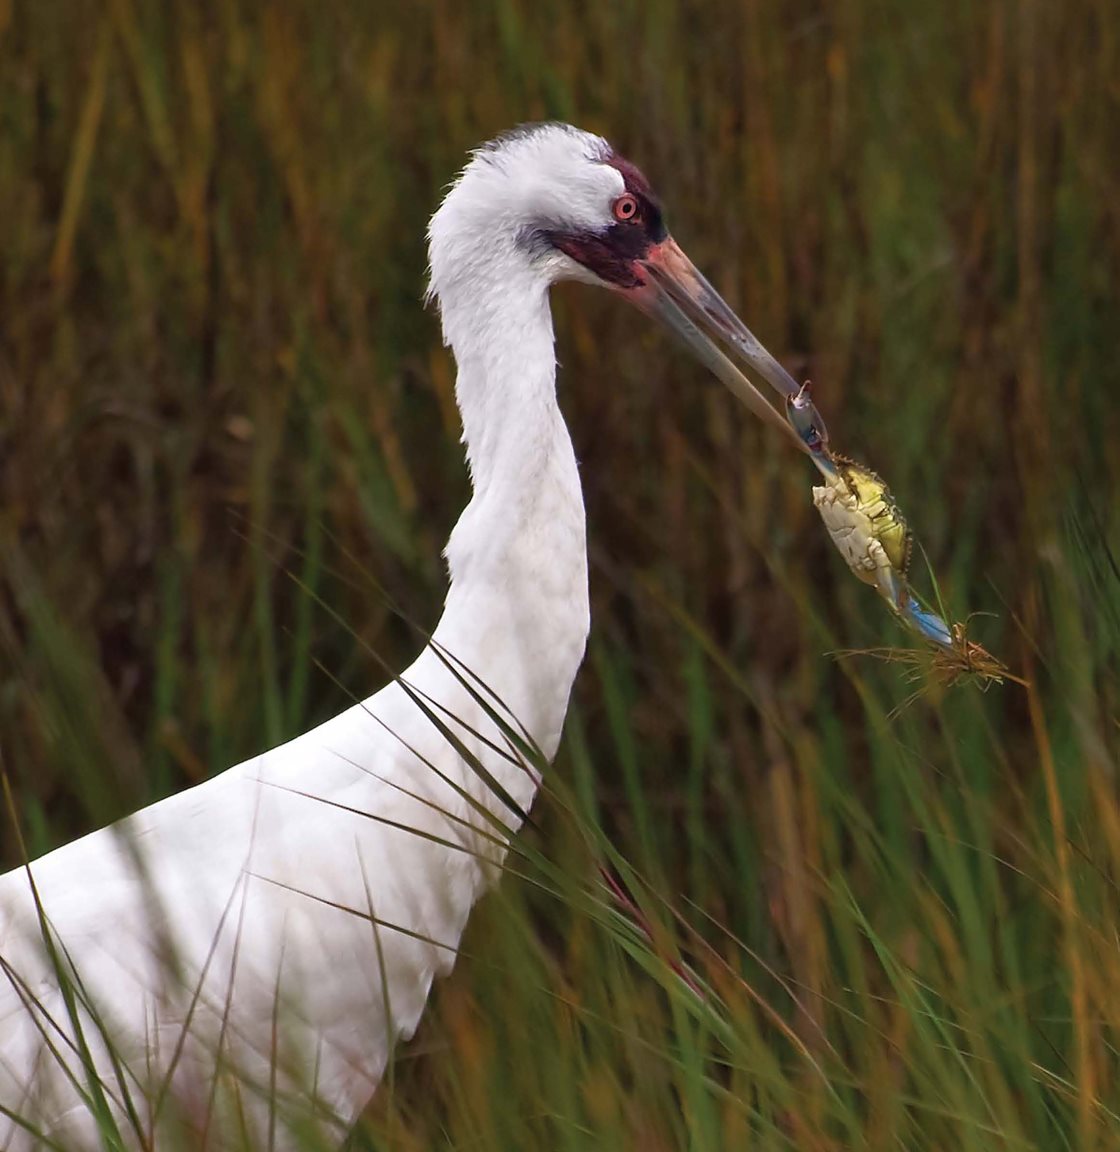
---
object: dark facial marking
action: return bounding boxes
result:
[606,152,668,242]
[541,230,646,288]
[539,150,668,288]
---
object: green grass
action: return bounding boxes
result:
[2,0,1119,1147]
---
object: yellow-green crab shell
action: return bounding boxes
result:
[812,456,912,607]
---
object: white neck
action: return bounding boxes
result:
[430,254,590,763]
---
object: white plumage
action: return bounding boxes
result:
[0,123,785,1149]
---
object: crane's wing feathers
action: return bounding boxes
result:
[0,652,518,1149]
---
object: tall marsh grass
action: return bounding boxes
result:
[1,0,1118,1146]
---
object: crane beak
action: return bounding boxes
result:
[631,237,807,451]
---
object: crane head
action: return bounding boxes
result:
[428,123,800,429]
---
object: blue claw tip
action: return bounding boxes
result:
[900,597,954,649]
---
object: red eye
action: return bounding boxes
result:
[612,194,640,222]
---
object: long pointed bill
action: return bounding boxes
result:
[631,237,808,454]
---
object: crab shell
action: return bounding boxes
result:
[811,456,912,607]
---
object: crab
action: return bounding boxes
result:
[811,456,911,608]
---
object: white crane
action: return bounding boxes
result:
[0,123,799,1150]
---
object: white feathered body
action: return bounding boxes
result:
[0,428,586,1148]
[0,125,628,1150]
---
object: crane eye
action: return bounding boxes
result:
[612,194,640,223]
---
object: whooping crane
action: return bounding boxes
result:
[0,122,798,1150]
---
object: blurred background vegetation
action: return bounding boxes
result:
[1,0,1119,1148]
